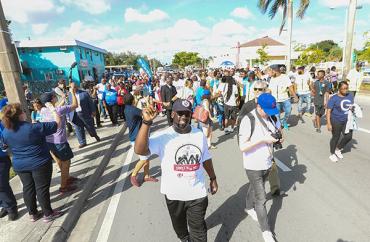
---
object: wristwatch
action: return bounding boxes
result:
[142,120,153,126]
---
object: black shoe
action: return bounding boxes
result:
[95,136,101,142]
[79,144,87,149]
[316,128,321,133]
[0,208,8,218]
[271,189,281,197]
[8,210,18,221]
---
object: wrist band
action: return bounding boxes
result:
[142,120,153,126]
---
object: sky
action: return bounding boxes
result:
[3,0,370,63]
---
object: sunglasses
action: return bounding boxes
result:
[254,88,265,91]
[176,111,191,117]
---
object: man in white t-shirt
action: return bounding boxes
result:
[294,66,312,123]
[95,78,107,118]
[216,75,239,134]
[135,99,218,242]
[346,62,363,97]
[268,65,298,130]
[238,93,280,242]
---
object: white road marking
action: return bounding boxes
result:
[358,127,370,134]
[96,146,135,242]
[274,158,292,172]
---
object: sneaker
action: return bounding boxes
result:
[246,208,258,222]
[335,149,343,159]
[95,135,101,142]
[43,210,63,223]
[0,208,8,218]
[78,144,87,149]
[283,123,289,130]
[29,211,42,222]
[130,175,140,187]
[262,231,277,242]
[67,176,80,184]
[208,145,217,149]
[316,128,321,133]
[329,154,338,163]
[143,177,159,182]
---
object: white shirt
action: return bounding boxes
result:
[96,83,106,100]
[177,87,194,100]
[268,74,292,102]
[174,79,185,93]
[347,69,362,92]
[149,127,211,201]
[217,82,238,106]
[295,73,311,95]
[238,110,275,170]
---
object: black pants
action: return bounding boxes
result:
[239,96,245,110]
[166,109,173,126]
[73,113,99,145]
[118,104,125,120]
[17,161,53,216]
[330,120,353,154]
[0,156,17,212]
[165,196,208,242]
[107,104,118,124]
[93,100,101,126]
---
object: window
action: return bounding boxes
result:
[44,72,54,81]
[90,51,93,61]
[79,48,83,59]
[38,48,43,52]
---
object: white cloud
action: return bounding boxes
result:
[56,6,65,14]
[60,0,110,15]
[230,7,254,19]
[124,8,169,23]
[60,21,118,42]
[212,19,249,36]
[320,0,370,8]
[2,0,54,23]
[32,23,48,35]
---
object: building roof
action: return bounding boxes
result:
[239,36,284,48]
[15,39,108,54]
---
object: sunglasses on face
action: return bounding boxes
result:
[176,111,191,117]
[254,88,264,91]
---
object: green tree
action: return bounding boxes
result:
[327,46,343,62]
[104,51,163,70]
[357,41,370,62]
[258,0,310,33]
[256,44,270,64]
[172,52,202,69]
[295,48,325,66]
[310,40,338,54]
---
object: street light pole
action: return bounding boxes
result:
[286,0,293,71]
[343,0,358,80]
[0,1,29,115]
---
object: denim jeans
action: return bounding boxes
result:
[73,113,98,145]
[214,103,224,127]
[276,99,292,126]
[98,99,106,117]
[245,168,271,232]
[297,93,311,114]
[0,156,17,212]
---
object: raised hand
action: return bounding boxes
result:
[142,106,157,122]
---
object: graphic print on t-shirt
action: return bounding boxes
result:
[174,144,202,172]
[340,99,352,113]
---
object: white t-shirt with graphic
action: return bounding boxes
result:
[238,110,275,171]
[217,82,238,107]
[149,126,212,201]
[295,73,311,95]
[268,74,292,102]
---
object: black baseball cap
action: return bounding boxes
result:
[172,99,192,112]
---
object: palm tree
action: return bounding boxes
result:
[258,0,310,33]
[258,0,310,70]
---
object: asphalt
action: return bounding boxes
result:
[70,96,370,242]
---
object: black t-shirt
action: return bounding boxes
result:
[313,80,331,106]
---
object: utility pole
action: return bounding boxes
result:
[0,1,29,116]
[286,0,293,72]
[343,0,358,80]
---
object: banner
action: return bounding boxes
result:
[137,58,153,78]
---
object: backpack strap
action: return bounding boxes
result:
[246,113,255,141]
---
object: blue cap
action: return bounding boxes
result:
[257,93,279,116]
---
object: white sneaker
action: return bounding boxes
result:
[262,231,276,242]
[335,149,343,159]
[246,209,258,222]
[329,154,338,163]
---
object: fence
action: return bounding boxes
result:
[0,79,58,97]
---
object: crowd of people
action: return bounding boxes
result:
[0,61,365,242]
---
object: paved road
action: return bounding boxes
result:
[71,97,370,242]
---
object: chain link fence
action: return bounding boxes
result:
[0,78,58,98]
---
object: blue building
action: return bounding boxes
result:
[15,39,107,85]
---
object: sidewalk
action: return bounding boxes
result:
[0,119,125,242]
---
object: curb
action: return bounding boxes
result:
[52,124,127,242]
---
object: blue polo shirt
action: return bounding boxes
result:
[195,87,205,107]
[124,105,142,142]
[0,121,57,171]
[103,89,118,106]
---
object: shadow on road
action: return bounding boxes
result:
[205,184,248,242]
